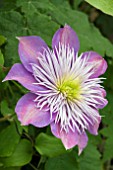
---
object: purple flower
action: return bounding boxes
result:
[3,25,108,154]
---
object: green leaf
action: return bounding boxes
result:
[27,13,59,47]
[96,14,113,44]
[17,0,113,57]
[0,163,3,167]
[0,0,112,69]
[0,50,4,66]
[0,139,32,167]
[104,64,113,90]
[0,167,20,170]
[0,123,20,157]
[85,0,113,16]
[50,0,71,9]
[14,115,28,135]
[0,35,6,46]
[1,100,14,116]
[100,123,113,161]
[0,11,26,66]
[100,91,113,161]
[35,133,67,157]
[79,143,102,170]
[45,151,78,170]
[0,0,16,11]
[100,90,113,125]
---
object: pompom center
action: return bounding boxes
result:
[57,77,81,101]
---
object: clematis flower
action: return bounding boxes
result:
[3,25,108,154]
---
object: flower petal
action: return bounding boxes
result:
[78,132,88,155]
[51,122,88,153]
[88,116,101,135]
[50,122,60,138]
[3,63,39,92]
[18,36,48,72]
[100,88,106,97]
[82,51,107,78]
[51,122,79,149]
[15,93,53,127]
[60,129,79,150]
[52,25,80,53]
[96,97,108,109]
[91,87,108,109]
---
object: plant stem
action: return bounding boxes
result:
[8,82,14,96]
[29,163,39,170]
[23,132,34,146]
[0,115,11,122]
[12,81,27,93]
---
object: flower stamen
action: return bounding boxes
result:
[57,78,81,101]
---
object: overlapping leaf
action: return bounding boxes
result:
[35,133,67,157]
[85,0,113,16]
[0,0,113,69]
[0,139,32,167]
[0,123,20,157]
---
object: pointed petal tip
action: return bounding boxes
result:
[2,75,11,82]
[16,36,21,41]
[94,129,98,136]
[2,79,5,83]
[16,36,27,41]
[64,24,70,28]
[2,63,41,92]
[65,147,69,150]
[64,144,71,150]
[78,148,83,155]
[20,122,26,126]
[52,24,80,52]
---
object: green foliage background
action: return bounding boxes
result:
[0,0,113,169]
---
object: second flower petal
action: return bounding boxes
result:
[87,115,101,135]
[52,25,80,53]
[50,122,88,153]
[3,63,39,92]
[18,36,48,72]
[15,93,53,127]
[82,51,107,78]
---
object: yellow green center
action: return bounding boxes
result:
[57,78,81,101]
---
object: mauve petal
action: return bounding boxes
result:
[18,36,48,72]
[15,93,53,127]
[97,88,108,108]
[100,88,106,97]
[96,98,108,109]
[78,132,88,155]
[3,63,39,92]
[60,129,79,150]
[50,122,60,138]
[93,87,108,109]
[88,116,101,135]
[51,122,79,149]
[52,25,80,53]
[82,51,107,78]
[51,122,88,152]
